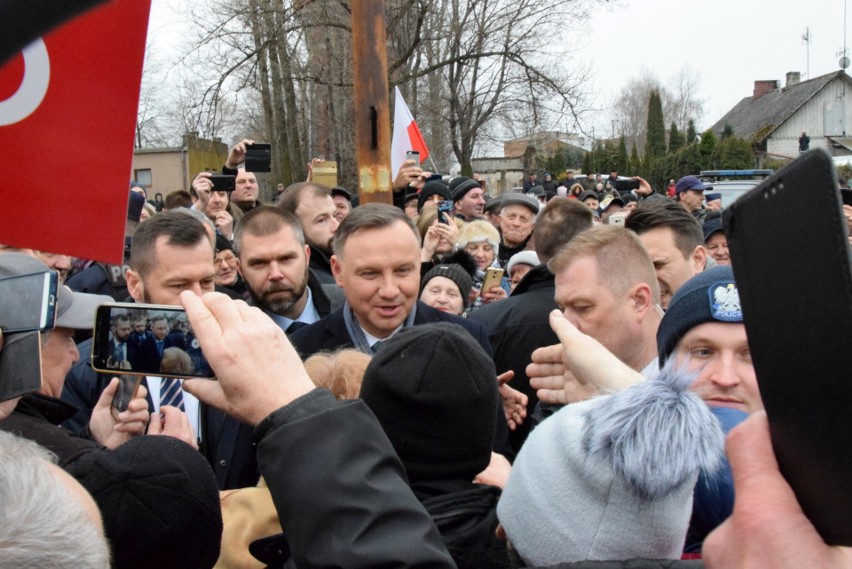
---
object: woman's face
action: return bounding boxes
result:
[430,218,453,254]
[464,241,495,270]
[420,276,464,315]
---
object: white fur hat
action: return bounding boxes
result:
[454,220,500,253]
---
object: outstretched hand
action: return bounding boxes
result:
[497,371,527,430]
[528,311,643,405]
[180,291,315,426]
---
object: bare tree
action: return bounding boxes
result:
[666,66,704,135]
[159,0,606,184]
[609,66,705,156]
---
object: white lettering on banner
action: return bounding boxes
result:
[0,39,50,127]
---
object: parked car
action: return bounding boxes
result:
[699,170,774,208]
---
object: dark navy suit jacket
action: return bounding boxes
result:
[291,301,493,358]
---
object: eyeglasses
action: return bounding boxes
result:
[215,254,237,265]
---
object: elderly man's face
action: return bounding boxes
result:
[40,327,79,398]
[500,204,534,247]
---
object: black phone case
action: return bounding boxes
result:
[723,148,852,545]
[245,144,271,172]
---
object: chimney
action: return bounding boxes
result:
[753,80,779,100]
[786,71,801,87]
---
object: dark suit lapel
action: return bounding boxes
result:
[323,310,355,350]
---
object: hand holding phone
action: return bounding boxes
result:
[480,267,504,297]
[436,200,454,224]
[210,175,236,192]
[92,304,216,379]
[244,143,271,172]
[90,377,150,449]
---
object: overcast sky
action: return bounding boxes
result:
[147,0,850,140]
[580,0,850,134]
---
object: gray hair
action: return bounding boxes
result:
[0,431,110,567]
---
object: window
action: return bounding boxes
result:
[134,169,152,186]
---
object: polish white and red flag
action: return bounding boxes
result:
[390,86,430,178]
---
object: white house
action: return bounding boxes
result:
[711,70,852,164]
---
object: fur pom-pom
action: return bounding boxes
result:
[582,360,725,500]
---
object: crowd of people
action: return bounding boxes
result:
[0,138,848,569]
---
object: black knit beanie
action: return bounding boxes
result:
[449,176,482,202]
[420,250,478,308]
[359,323,497,484]
[657,265,741,365]
[417,180,452,212]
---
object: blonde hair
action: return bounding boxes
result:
[304,350,372,400]
[160,347,193,375]
[548,225,660,303]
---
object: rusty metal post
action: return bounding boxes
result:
[351,0,392,203]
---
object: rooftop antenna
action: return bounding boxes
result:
[803,27,811,78]
[839,0,850,71]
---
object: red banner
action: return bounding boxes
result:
[0,0,152,264]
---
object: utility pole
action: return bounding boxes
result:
[802,27,810,78]
[351,1,393,203]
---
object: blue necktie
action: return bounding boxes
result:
[156,340,164,357]
[160,378,185,411]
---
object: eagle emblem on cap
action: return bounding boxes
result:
[709,282,742,322]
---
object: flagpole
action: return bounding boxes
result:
[426,154,440,176]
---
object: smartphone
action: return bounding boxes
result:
[615,179,640,192]
[607,212,627,227]
[723,148,852,545]
[111,374,143,417]
[0,271,57,333]
[480,267,504,296]
[406,150,420,164]
[0,331,43,401]
[91,303,216,379]
[210,174,236,192]
[436,200,454,224]
[245,143,272,172]
[312,160,338,188]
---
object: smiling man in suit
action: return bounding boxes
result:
[291,204,491,356]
